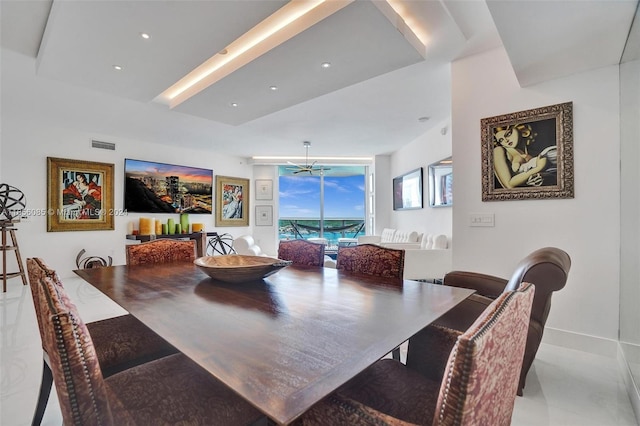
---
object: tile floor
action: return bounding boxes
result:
[1,275,638,426]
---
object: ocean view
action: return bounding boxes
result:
[278,219,364,246]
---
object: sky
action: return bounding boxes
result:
[278,172,365,219]
[124,158,212,184]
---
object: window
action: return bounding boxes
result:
[278,166,365,248]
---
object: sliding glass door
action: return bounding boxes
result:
[278,166,365,249]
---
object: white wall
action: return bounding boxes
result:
[389,119,452,241]
[1,49,255,276]
[451,47,621,340]
[620,58,640,344]
[251,164,279,256]
[372,154,391,236]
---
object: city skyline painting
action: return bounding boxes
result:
[124,158,213,214]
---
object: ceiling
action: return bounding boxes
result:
[1,0,638,160]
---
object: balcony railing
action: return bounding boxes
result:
[278,218,364,247]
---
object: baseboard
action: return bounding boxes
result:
[618,344,640,424]
[542,327,618,357]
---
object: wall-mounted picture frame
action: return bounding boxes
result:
[255,205,273,226]
[47,157,115,232]
[392,167,423,210]
[124,158,212,214]
[215,175,249,227]
[428,157,453,207]
[255,179,273,200]
[481,101,574,201]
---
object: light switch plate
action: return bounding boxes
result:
[469,213,494,227]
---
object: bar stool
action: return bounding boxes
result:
[1,221,27,292]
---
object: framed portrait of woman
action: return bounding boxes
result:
[47,157,115,231]
[215,175,249,227]
[480,102,574,201]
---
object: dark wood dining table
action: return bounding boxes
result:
[75,262,474,425]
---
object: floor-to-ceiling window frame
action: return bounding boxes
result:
[278,165,367,250]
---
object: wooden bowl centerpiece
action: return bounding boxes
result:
[194,255,291,283]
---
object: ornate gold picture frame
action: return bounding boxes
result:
[215,175,249,227]
[481,102,574,201]
[47,157,115,231]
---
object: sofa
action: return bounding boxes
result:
[357,229,452,281]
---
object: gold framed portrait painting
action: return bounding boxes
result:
[215,175,249,227]
[47,157,115,232]
[480,102,574,201]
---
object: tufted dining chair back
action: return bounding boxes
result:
[278,239,326,267]
[433,282,534,425]
[335,243,405,360]
[27,258,116,425]
[336,243,405,279]
[126,239,197,265]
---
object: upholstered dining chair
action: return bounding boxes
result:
[27,257,265,426]
[336,243,405,360]
[126,238,197,265]
[336,243,405,279]
[296,282,535,426]
[278,239,326,267]
[26,258,178,425]
[410,246,571,395]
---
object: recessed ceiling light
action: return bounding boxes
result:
[140,32,151,40]
[418,116,430,122]
[269,86,278,91]
[230,102,239,107]
[113,65,123,71]
[321,62,331,69]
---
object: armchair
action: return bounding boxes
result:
[408,246,571,395]
[233,235,267,256]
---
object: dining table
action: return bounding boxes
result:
[74,262,474,425]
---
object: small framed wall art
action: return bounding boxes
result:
[255,205,273,226]
[255,179,273,200]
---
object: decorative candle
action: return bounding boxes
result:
[139,217,154,235]
[167,218,175,235]
[180,213,189,234]
[161,224,168,235]
[127,221,134,235]
[191,223,203,232]
[175,223,182,234]
[155,220,162,235]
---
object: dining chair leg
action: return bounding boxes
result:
[31,360,52,426]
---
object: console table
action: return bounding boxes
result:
[126,232,218,258]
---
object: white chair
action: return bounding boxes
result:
[232,235,266,256]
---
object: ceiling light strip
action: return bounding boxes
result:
[373,1,428,58]
[156,0,354,108]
